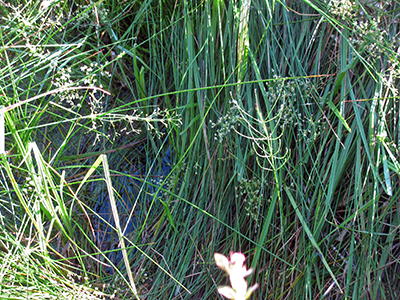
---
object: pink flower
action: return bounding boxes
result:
[214,252,259,300]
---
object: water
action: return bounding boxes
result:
[92,147,172,273]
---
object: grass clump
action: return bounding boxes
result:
[0,0,399,299]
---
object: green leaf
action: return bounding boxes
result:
[285,187,343,294]
[327,98,351,133]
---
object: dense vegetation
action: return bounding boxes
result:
[0,0,399,299]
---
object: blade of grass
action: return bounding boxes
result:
[285,187,343,294]
[102,154,140,299]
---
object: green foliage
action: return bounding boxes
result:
[0,0,399,299]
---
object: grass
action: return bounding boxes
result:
[0,0,399,299]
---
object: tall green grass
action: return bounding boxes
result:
[0,0,399,299]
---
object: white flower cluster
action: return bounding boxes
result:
[51,60,111,112]
[384,53,400,97]
[327,1,394,61]
[80,62,112,142]
[210,100,241,143]
[99,107,182,144]
[142,107,173,137]
[0,3,62,68]
[328,0,356,19]
[80,62,111,88]
[235,177,263,228]
[267,78,323,144]
[269,80,298,129]
[26,44,52,61]
[349,17,388,58]
[2,0,63,37]
[88,92,106,144]
[51,67,81,108]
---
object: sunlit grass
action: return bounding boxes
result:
[0,0,399,299]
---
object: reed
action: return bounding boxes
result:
[0,0,398,299]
